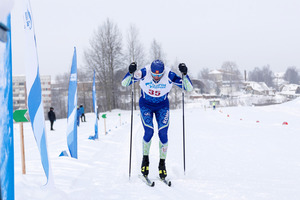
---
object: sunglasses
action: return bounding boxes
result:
[151,72,164,78]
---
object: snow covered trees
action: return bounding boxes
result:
[84,18,123,111]
[248,65,275,88]
[284,67,300,84]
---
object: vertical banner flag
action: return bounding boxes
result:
[93,70,98,139]
[66,48,78,158]
[0,15,14,200]
[23,0,52,184]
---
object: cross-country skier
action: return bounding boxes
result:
[122,60,193,180]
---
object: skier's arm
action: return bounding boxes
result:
[168,72,193,91]
[122,68,146,87]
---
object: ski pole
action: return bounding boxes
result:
[129,74,134,179]
[181,74,186,175]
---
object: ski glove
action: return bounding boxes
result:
[178,63,188,75]
[129,62,137,74]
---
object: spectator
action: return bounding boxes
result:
[48,107,56,131]
[80,104,86,122]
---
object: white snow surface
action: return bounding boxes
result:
[14,99,300,200]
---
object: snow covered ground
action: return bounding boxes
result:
[13,98,300,200]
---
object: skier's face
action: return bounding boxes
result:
[151,72,164,82]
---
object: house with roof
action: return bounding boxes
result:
[279,84,300,99]
[244,81,275,95]
[208,70,223,86]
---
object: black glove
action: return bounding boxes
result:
[178,63,188,75]
[128,62,137,74]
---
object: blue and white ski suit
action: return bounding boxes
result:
[122,65,193,158]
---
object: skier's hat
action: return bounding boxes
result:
[151,60,164,75]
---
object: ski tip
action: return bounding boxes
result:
[157,177,172,187]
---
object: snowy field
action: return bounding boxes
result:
[13,98,300,200]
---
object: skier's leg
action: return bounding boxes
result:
[143,139,152,156]
[140,105,154,144]
[50,120,54,130]
[140,104,154,176]
[155,105,169,158]
[155,104,170,179]
[158,129,168,179]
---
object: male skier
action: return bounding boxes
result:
[122,59,193,180]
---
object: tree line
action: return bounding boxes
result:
[52,18,182,118]
[52,18,300,118]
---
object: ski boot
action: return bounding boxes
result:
[158,159,167,179]
[141,155,149,177]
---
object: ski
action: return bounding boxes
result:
[138,175,155,187]
[157,177,172,187]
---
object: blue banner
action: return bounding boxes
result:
[92,70,98,139]
[23,0,52,184]
[66,47,78,158]
[0,15,14,200]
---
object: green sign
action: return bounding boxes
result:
[118,113,121,116]
[13,109,28,122]
[102,114,107,119]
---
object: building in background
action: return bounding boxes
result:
[13,75,27,111]
[41,75,52,112]
[13,75,51,119]
[51,80,94,119]
[50,81,68,119]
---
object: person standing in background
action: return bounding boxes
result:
[48,107,56,131]
[80,104,86,122]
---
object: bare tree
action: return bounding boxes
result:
[149,39,166,62]
[198,68,210,80]
[248,65,274,87]
[78,68,91,82]
[125,24,145,66]
[197,68,215,94]
[124,24,146,110]
[284,66,300,84]
[84,18,123,111]
[221,61,243,95]
[221,61,242,84]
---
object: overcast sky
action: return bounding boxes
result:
[11,0,300,79]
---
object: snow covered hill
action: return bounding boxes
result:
[13,99,300,199]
